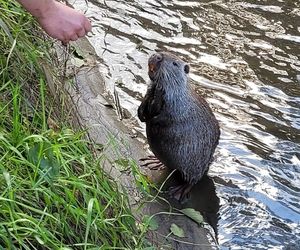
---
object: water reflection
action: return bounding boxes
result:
[70,0,300,248]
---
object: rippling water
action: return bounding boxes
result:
[71,0,300,248]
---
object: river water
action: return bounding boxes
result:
[71,0,300,249]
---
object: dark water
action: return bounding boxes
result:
[72,0,300,248]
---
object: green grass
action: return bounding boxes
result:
[0,1,151,249]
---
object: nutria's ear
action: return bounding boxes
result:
[184,64,190,74]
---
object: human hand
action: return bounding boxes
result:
[36,1,92,44]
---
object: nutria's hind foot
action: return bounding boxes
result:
[168,183,193,203]
[139,155,166,170]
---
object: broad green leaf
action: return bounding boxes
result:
[28,141,60,184]
[180,208,204,225]
[143,215,159,231]
[170,223,185,238]
[114,158,131,171]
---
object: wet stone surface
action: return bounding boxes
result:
[68,0,300,249]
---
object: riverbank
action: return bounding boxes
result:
[0,1,216,249]
[50,36,216,249]
[0,2,150,248]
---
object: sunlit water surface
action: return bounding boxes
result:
[71,0,300,248]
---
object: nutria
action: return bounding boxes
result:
[138,52,220,201]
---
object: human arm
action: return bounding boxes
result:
[17,0,92,43]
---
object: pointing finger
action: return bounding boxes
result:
[77,28,86,37]
[84,18,92,33]
[70,33,79,41]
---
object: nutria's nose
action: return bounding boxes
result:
[150,53,163,63]
[148,53,163,74]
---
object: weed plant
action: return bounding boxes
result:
[0,1,150,249]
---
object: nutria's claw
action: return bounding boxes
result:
[139,156,166,170]
[140,155,157,160]
[168,183,193,203]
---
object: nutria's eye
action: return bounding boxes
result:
[184,64,190,74]
[173,62,178,67]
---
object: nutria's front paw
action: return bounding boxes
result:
[168,183,193,204]
[139,155,166,170]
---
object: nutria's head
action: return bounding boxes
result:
[148,52,190,86]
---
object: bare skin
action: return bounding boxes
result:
[17,0,92,43]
